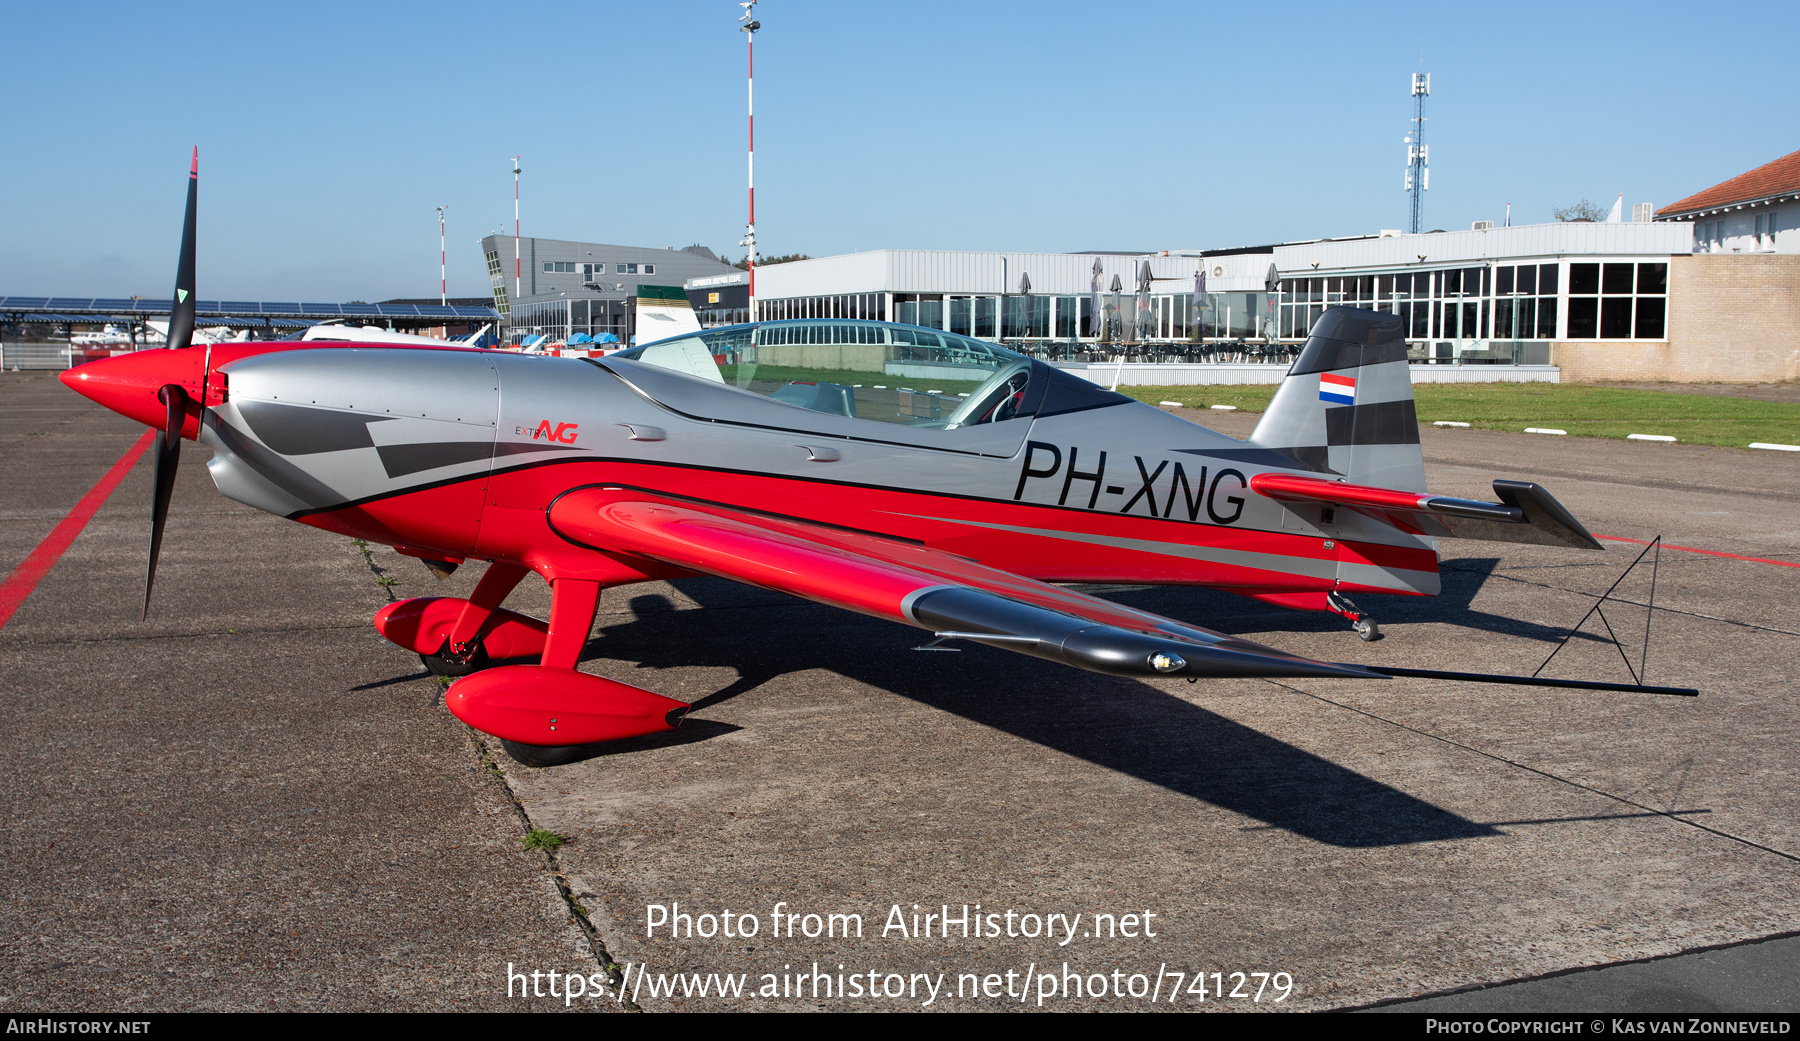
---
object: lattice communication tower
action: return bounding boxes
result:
[1405,73,1430,234]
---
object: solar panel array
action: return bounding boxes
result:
[0,297,498,320]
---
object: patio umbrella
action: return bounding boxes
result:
[1134,260,1153,343]
[1086,258,1102,338]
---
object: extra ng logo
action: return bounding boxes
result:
[519,420,580,444]
[1319,373,1356,406]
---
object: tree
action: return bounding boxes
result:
[731,253,811,270]
[1552,200,1608,223]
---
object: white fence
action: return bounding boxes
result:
[0,343,72,370]
[1056,361,1560,386]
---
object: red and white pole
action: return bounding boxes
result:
[512,156,521,301]
[437,205,448,306]
[739,3,760,322]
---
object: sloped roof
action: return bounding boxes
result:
[1658,149,1800,218]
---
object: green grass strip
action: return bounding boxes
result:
[1110,383,1800,449]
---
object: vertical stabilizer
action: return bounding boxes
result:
[1249,307,1424,491]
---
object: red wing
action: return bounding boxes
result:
[546,488,1379,681]
[1249,473,1603,550]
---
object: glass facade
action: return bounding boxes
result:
[1564,262,1666,340]
[508,298,631,343]
[1492,263,1560,341]
[759,293,889,323]
[484,250,510,318]
[1280,258,1666,350]
[744,256,1674,357]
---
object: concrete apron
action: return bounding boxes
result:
[6,371,1800,1011]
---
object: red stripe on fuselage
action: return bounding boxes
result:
[301,457,1438,596]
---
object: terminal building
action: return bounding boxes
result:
[480,234,738,345]
[494,149,1800,382]
[710,222,1695,376]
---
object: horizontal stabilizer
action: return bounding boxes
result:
[546,489,1382,682]
[1250,473,1603,550]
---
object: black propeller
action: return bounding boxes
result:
[144,148,199,620]
[144,384,189,619]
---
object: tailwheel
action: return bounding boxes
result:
[1327,590,1383,642]
[421,639,491,677]
[499,740,586,768]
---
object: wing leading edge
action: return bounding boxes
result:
[546,488,1382,682]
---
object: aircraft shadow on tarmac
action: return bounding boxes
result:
[1111,558,1616,647]
[531,580,1506,850]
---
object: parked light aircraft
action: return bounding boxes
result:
[65,154,1651,767]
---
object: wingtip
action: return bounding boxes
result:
[189,147,198,176]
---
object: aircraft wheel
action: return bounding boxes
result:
[500,740,585,768]
[421,640,490,677]
[1354,618,1381,642]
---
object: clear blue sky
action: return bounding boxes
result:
[3,0,1795,301]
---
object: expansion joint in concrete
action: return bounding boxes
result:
[467,733,638,1011]
[351,541,639,1010]
[1267,679,1800,866]
[1442,563,1800,638]
[0,622,370,649]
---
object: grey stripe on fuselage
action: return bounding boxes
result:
[888,512,1343,583]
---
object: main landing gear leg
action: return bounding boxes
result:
[1327,590,1381,642]
[420,561,531,677]
[499,577,604,768]
[540,578,602,670]
[446,562,530,657]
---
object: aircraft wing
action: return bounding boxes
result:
[546,488,1382,682]
[1249,473,1604,550]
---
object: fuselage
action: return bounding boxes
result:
[63,321,1442,603]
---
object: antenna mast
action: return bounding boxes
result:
[1405,72,1430,234]
[739,2,761,322]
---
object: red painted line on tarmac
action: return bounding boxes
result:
[0,430,156,632]
[1596,533,1800,570]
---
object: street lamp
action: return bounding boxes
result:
[436,205,448,306]
[739,2,760,322]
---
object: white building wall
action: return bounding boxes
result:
[753,248,1274,298]
[1272,222,1693,272]
[1686,201,1791,255]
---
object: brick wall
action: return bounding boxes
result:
[1551,254,1800,382]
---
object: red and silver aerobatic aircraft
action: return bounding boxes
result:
[66,156,1636,766]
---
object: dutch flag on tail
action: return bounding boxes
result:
[1319,372,1356,405]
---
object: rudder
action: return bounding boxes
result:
[1249,306,1424,492]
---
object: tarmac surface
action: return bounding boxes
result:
[4,370,1799,1012]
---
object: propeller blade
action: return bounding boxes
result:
[143,387,189,621]
[144,149,199,620]
[167,147,198,353]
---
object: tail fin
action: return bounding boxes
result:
[1249,306,1424,491]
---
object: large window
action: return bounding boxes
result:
[1491,263,1558,340]
[1279,258,1667,345]
[756,294,889,324]
[1199,292,1268,339]
[1002,295,1050,339]
[1566,262,1666,339]
[894,294,944,328]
